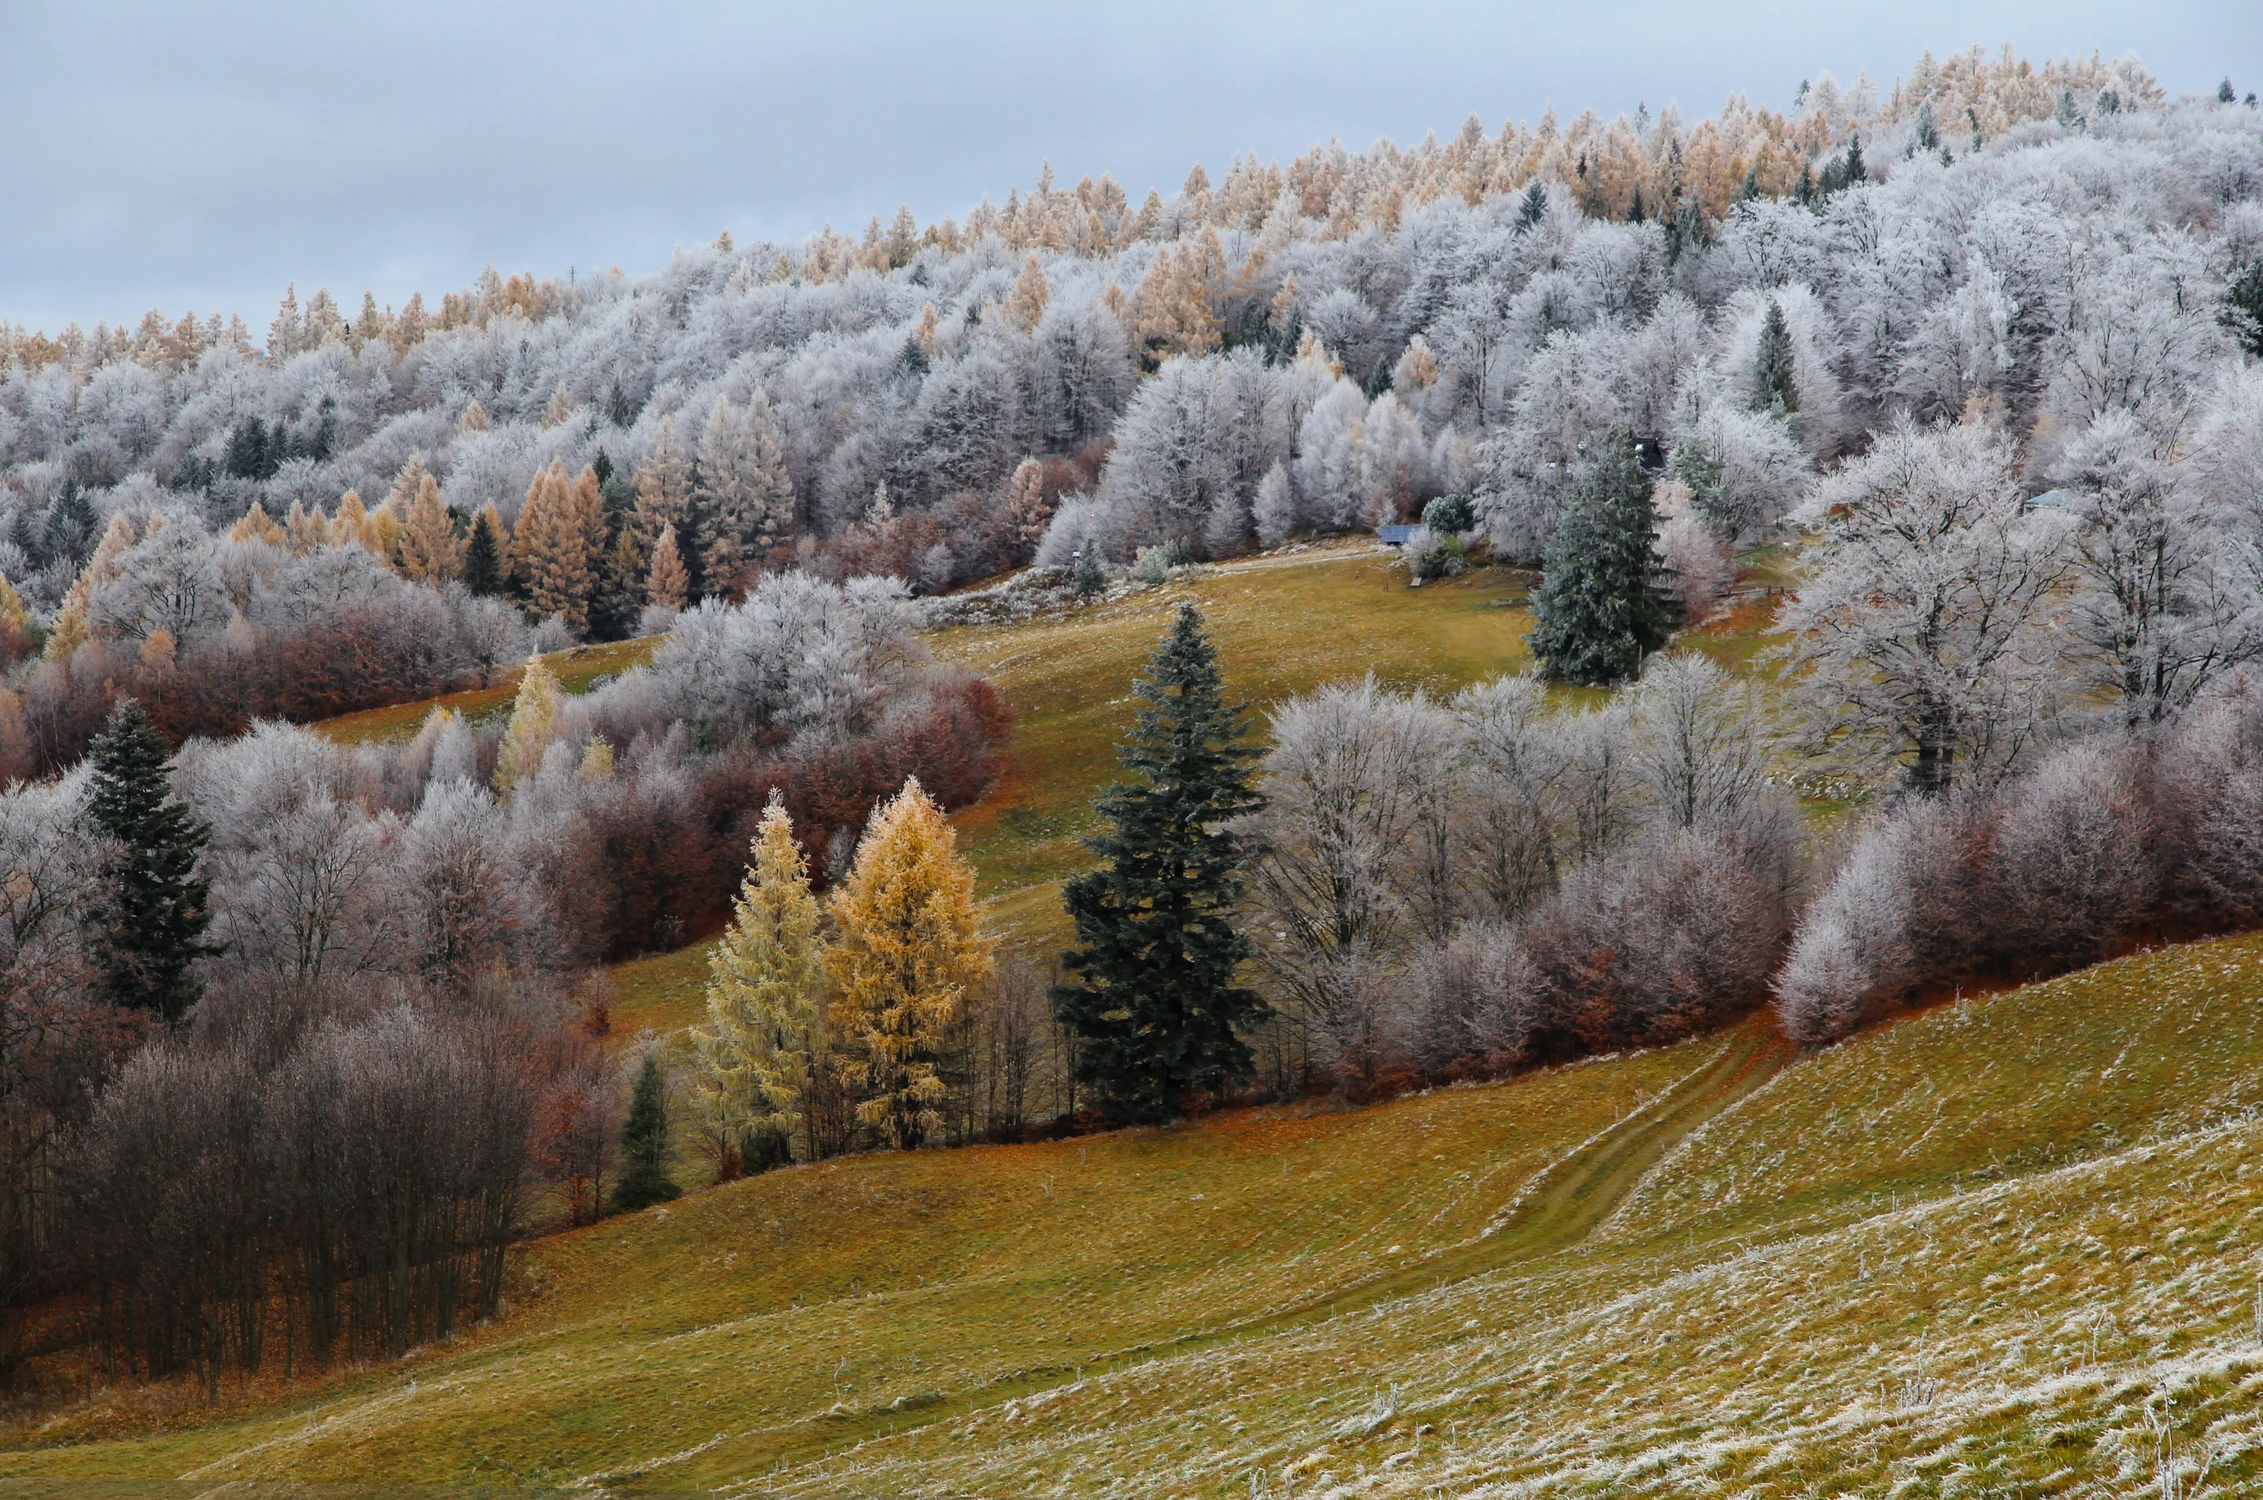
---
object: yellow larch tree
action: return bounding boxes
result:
[227,501,285,546]
[644,524,690,610]
[1004,253,1051,331]
[825,777,992,1149]
[493,653,561,794]
[694,794,831,1167]
[1004,457,1051,550]
[397,472,460,583]
[512,461,596,631]
[45,513,136,659]
[282,501,327,555]
[1133,234,1223,366]
[566,463,608,587]
[630,418,694,551]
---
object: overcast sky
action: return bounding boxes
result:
[1,1,2251,335]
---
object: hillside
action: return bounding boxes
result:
[18,550,2263,1495]
[7,933,2263,1493]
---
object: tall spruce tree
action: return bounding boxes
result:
[1753,300,1799,413]
[1053,604,1267,1122]
[463,507,506,597]
[1527,430,1673,686]
[611,1053,681,1212]
[86,699,215,1023]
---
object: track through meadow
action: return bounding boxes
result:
[627,1018,1792,1491]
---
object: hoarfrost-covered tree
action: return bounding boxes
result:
[1244,679,1461,1080]
[2052,410,2263,725]
[1780,418,2070,794]
[696,393,795,592]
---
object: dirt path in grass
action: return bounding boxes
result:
[631,1018,1794,1491]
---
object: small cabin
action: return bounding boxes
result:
[1377,524,1422,547]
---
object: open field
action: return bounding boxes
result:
[314,634,664,747]
[0,1023,1731,1483]
[928,543,1538,956]
[12,936,2263,1492]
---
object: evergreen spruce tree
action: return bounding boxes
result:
[86,700,216,1023]
[1071,534,1105,598]
[463,506,506,597]
[1527,431,1673,686]
[1514,179,1548,232]
[1052,604,1267,1122]
[2226,261,2263,359]
[1752,300,1799,413]
[592,525,646,640]
[610,1054,681,1213]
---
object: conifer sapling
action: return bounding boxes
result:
[611,1053,681,1213]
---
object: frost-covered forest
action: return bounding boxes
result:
[3,47,2252,627]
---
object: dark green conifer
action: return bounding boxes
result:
[86,700,216,1023]
[1514,180,1548,232]
[1752,300,1799,413]
[463,510,505,597]
[1053,604,1267,1122]
[610,1054,681,1213]
[2226,261,2263,358]
[1072,535,1106,598]
[1527,431,1673,686]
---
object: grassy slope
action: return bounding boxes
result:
[16,942,2263,1492]
[37,550,2263,1490]
[0,1033,1721,1482]
[316,634,663,747]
